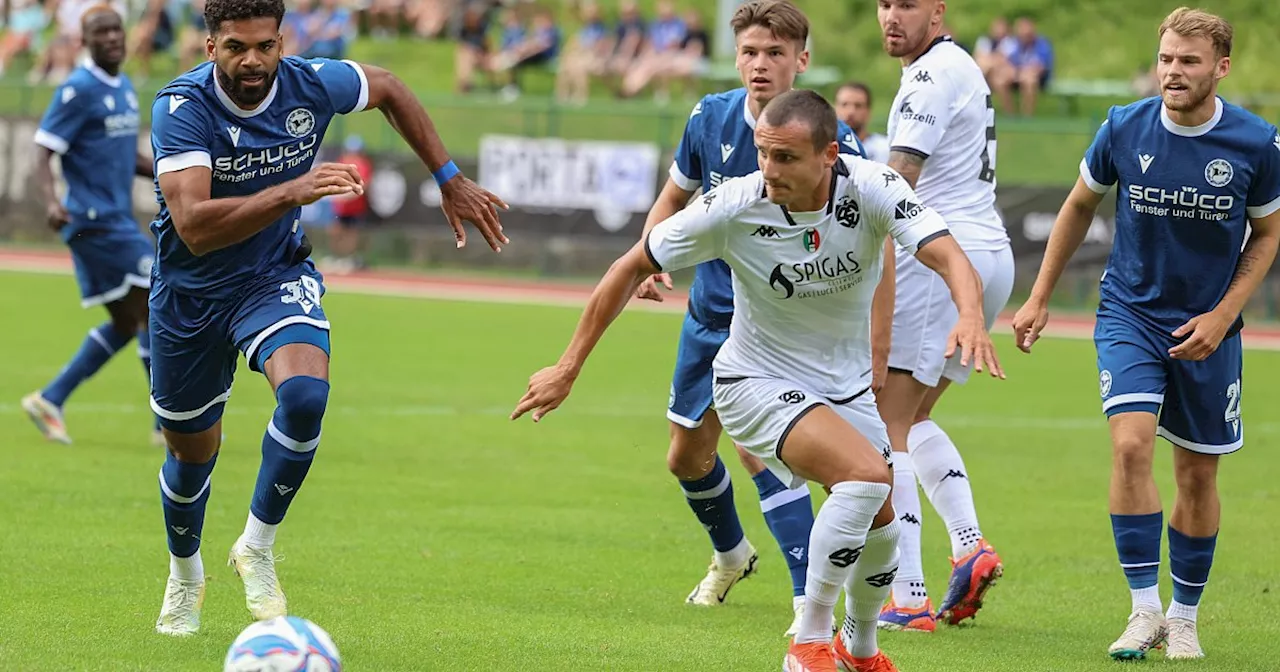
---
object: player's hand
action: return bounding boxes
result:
[511,363,578,423]
[1011,299,1050,353]
[45,202,69,232]
[439,175,510,253]
[1169,309,1235,361]
[635,273,673,301]
[290,162,364,206]
[945,313,1005,379]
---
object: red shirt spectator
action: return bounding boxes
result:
[331,136,373,221]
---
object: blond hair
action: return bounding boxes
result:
[730,0,809,47]
[1159,7,1233,58]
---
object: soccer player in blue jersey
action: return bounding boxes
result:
[149,0,507,636]
[633,0,865,635]
[21,6,160,446]
[1013,8,1280,661]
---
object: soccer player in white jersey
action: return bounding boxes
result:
[513,89,1003,672]
[873,0,1015,632]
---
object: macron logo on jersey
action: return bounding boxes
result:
[1139,153,1154,174]
[61,86,76,104]
[169,95,188,114]
[721,143,735,162]
[227,126,242,147]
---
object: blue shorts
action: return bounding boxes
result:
[67,225,154,308]
[667,312,729,428]
[1095,312,1243,455]
[149,263,332,433]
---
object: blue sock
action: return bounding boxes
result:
[250,376,329,526]
[136,327,160,430]
[753,469,814,597]
[678,456,746,554]
[42,322,132,407]
[1168,524,1217,617]
[1112,512,1164,613]
[160,451,218,558]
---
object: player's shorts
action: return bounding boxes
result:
[1095,310,1243,455]
[667,312,729,429]
[888,243,1015,387]
[712,375,892,490]
[67,225,154,308]
[149,262,332,434]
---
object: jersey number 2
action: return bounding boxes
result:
[977,94,996,184]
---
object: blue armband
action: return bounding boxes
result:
[432,160,460,186]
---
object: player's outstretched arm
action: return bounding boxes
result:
[1010,177,1105,352]
[511,242,661,422]
[360,64,509,252]
[635,178,695,301]
[1170,209,1280,361]
[870,237,896,392]
[914,232,1004,378]
[159,162,363,256]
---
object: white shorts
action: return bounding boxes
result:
[711,375,892,489]
[887,244,1015,387]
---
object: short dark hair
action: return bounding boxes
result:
[837,81,872,106]
[761,90,837,153]
[730,0,809,47]
[204,0,285,34]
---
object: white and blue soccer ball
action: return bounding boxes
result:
[224,616,342,672]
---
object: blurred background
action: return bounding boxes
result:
[3,0,1280,318]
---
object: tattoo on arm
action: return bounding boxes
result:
[887,149,926,188]
[1227,245,1262,292]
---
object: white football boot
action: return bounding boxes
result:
[686,542,759,606]
[155,576,205,636]
[1164,617,1205,660]
[1108,607,1167,660]
[21,392,71,444]
[228,538,288,620]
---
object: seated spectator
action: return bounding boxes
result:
[619,0,685,101]
[973,16,1014,80]
[606,0,645,88]
[132,0,207,79]
[307,0,356,59]
[406,0,457,39]
[989,16,1053,116]
[666,8,708,98]
[366,0,405,39]
[283,0,320,57]
[0,0,49,78]
[554,1,614,105]
[454,1,492,93]
[491,7,559,100]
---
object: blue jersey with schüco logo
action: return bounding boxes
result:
[149,56,369,300]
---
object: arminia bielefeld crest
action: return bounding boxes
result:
[803,228,820,252]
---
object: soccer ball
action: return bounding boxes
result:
[224,616,341,672]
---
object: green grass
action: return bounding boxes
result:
[2,269,1280,670]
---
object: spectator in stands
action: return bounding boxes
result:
[555,1,614,105]
[667,8,709,98]
[619,0,685,102]
[973,15,1014,80]
[366,0,404,39]
[834,81,889,163]
[132,0,207,80]
[0,0,48,78]
[33,0,127,84]
[990,16,1053,116]
[454,1,492,93]
[492,6,559,101]
[406,0,457,39]
[321,135,376,274]
[606,0,645,90]
[306,0,356,59]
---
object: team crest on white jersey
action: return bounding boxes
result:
[1205,158,1233,187]
[286,108,316,138]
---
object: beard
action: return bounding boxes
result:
[216,65,276,107]
[1161,77,1214,112]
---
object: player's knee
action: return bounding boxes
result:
[275,375,330,441]
[1112,435,1155,479]
[666,425,717,479]
[1173,457,1218,498]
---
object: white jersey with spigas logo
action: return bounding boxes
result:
[645,155,950,398]
[887,36,1007,250]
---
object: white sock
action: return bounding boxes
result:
[909,420,983,557]
[795,481,891,645]
[889,454,927,609]
[843,520,901,658]
[242,512,278,548]
[1132,585,1163,614]
[715,537,753,570]
[1167,600,1198,623]
[170,551,204,582]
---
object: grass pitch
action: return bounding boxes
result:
[1,269,1278,671]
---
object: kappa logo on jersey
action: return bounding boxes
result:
[286,108,316,138]
[882,171,900,186]
[752,225,780,238]
[702,191,716,211]
[897,93,937,125]
[835,197,860,229]
[828,545,864,568]
[280,275,322,314]
[768,252,865,300]
[803,228,821,252]
[1138,153,1155,174]
[894,199,925,220]
[1205,158,1233,188]
[778,390,805,404]
[913,70,933,84]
